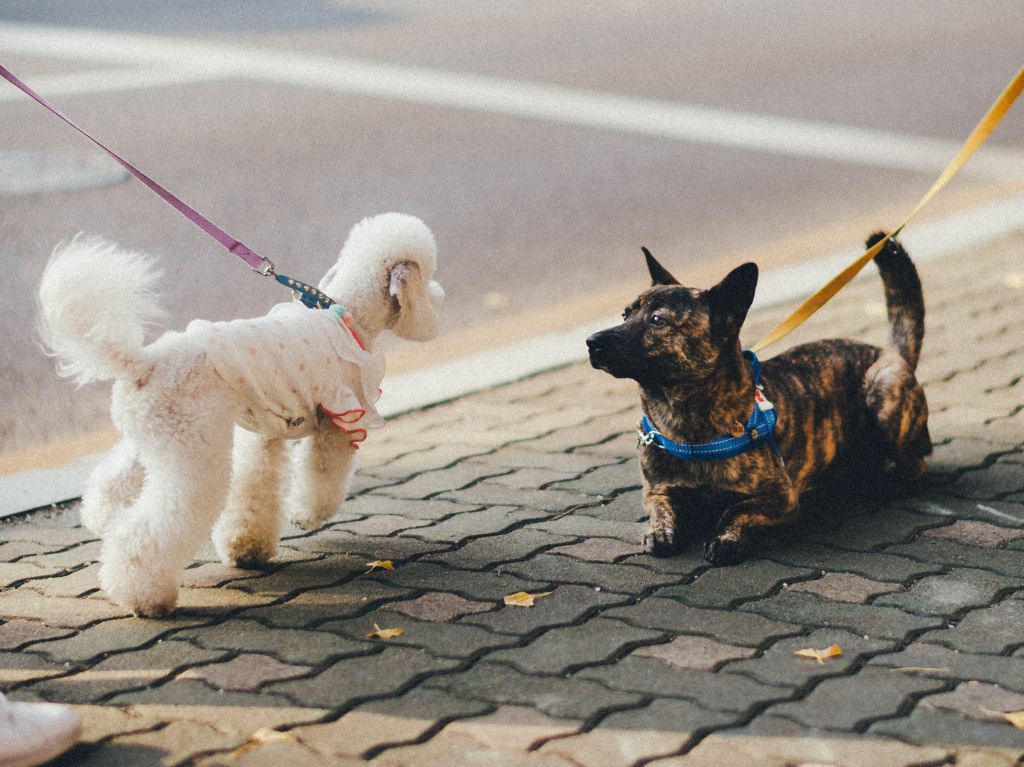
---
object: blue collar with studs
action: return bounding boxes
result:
[637,351,781,461]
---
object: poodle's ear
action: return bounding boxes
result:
[388,260,443,341]
[643,247,680,286]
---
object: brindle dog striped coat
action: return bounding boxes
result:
[586,234,931,565]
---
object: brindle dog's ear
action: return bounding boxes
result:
[707,262,758,339]
[642,247,680,286]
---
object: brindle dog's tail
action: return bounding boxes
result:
[868,232,925,372]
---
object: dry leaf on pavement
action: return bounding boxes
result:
[982,708,1024,729]
[503,591,552,607]
[793,644,842,664]
[364,560,394,574]
[367,623,404,640]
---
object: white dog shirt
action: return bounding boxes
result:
[187,303,385,443]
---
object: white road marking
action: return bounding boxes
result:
[1,23,1022,178]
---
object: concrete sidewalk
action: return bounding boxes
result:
[1,232,1022,766]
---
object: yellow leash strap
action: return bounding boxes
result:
[751,66,1024,354]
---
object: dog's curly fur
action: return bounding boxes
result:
[587,233,931,565]
[38,213,444,616]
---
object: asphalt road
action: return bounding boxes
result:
[1,1,1022,458]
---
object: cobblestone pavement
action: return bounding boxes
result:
[2,233,1023,766]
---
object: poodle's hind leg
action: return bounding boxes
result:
[99,405,235,617]
[213,428,286,568]
[80,439,143,536]
[286,424,358,531]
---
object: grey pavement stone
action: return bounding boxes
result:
[0,618,75,650]
[918,595,1024,654]
[545,461,642,496]
[423,660,644,720]
[27,615,205,663]
[656,558,815,608]
[869,642,1024,693]
[329,494,481,522]
[500,553,684,595]
[0,650,69,686]
[873,567,1022,616]
[424,527,575,570]
[485,617,664,674]
[236,580,416,628]
[0,590,130,627]
[435,482,598,513]
[607,597,801,647]
[785,572,903,603]
[539,698,736,766]
[887,538,1024,579]
[546,537,640,562]
[403,505,546,543]
[465,447,617,474]
[283,529,449,560]
[671,726,950,767]
[529,513,647,544]
[460,583,626,636]
[923,519,1024,548]
[765,666,947,730]
[802,506,950,550]
[383,591,495,622]
[631,634,757,670]
[576,655,791,713]
[372,561,548,602]
[321,610,519,658]
[177,619,371,665]
[269,646,458,708]
[723,629,895,688]
[869,706,1024,750]
[372,461,514,500]
[739,589,944,640]
[29,640,227,703]
[920,681,1024,722]
[293,686,491,759]
[109,678,298,709]
[437,705,582,754]
[178,653,313,691]
[767,542,943,581]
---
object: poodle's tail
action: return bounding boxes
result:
[868,231,925,373]
[37,236,166,384]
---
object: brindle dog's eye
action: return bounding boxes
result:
[650,314,666,328]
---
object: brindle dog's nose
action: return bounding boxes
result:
[585,333,604,352]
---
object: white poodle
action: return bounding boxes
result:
[37,213,444,617]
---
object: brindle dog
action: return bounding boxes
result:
[586,233,931,565]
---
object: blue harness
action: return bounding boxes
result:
[638,351,781,461]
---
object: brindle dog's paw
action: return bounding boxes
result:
[703,534,746,566]
[643,528,679,557]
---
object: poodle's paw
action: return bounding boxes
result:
[215,532,276,569]
[286,505,332,532]
[100,564,178,617]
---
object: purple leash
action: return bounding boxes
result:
[0,63,280,278]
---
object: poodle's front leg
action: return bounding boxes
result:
[286,425,358,531]
[81,439,143,536]
[213,428,286,568]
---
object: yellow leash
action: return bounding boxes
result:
[751,66,1024,354]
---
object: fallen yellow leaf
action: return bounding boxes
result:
[367,623,404,640]
[252,728,297,744]
[364,560,394,574]
[503,591,552,607]
[982,708,1024,729]
[793,645,843,664]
